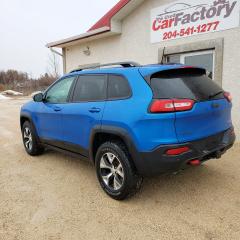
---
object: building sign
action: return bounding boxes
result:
[151,0,240,43]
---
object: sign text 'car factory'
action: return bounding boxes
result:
[151,0,240,42]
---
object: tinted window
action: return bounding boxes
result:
[151,70,223,101]
[72,75,106,102]
[45,76,75,103]
[108,75,131,99]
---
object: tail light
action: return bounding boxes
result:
[224,92,232,102]
[166,146,190,155]
[150,99,194,113]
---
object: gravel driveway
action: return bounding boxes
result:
[0,98,239,240]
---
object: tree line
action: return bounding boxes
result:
[0,69,58,95]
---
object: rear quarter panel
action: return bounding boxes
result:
[102,69,178,152]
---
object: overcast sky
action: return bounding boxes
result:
[0,0,119,77]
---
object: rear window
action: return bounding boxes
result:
[150,69,223,101]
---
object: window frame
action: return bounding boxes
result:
[70,74,108,103]
[106,74,132,101]
[43,75,77,104]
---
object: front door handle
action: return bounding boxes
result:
[53,106,62,112]
[89,107,101,113]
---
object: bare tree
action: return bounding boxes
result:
[48,51,60,78]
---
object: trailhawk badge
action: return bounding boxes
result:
[151,0,240,43]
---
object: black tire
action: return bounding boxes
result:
[21,121,44,156]
[95,141,143,200]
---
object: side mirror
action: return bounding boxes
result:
[33,92,44,102]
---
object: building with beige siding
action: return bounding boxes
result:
[47,0,240,141]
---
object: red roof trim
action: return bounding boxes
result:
[88,0,130,32]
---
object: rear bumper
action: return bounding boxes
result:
[135,128,235,176]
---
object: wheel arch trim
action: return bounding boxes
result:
[20,113,32,129]
[20,113,41,143]
[89,125,142,172]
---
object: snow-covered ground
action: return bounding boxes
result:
[0,94,10,100]
[2,90,23,96]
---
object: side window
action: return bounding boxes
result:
[45,76,75,104]
[108,75,131,99]
[72,75,106,102]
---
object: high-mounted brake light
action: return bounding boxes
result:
[224,92,232,102]
[150,99,194,113]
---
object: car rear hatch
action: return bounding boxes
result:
[140,66,233,143]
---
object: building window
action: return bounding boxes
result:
[159,38,224,86]
[166,50,215,80]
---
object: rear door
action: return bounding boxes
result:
[149,68,232,143]
[61,74,107,155]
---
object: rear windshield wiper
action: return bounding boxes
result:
[208,91,224,100]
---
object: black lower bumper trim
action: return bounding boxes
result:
[135,128,235,176]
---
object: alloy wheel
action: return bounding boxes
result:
[23,127,33,151]
[100,152,125,191]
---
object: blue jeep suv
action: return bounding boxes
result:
[20,62,235,200]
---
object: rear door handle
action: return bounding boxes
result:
[89,107,101,113]
[53,106,62,112]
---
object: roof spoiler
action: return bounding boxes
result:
[144,66,207,84]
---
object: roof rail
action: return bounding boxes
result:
[70,61,141,73]
[144,62,183,67]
